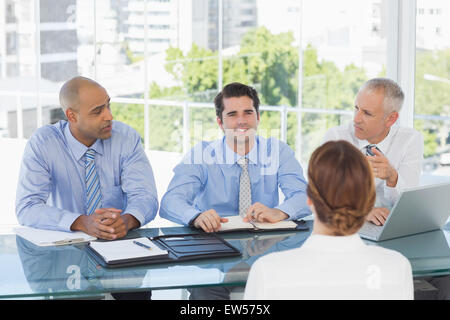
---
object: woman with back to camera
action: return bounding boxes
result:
[244,140,413,300]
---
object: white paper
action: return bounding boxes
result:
[89,237,168,263]
[219,215,298,232]
[219,215,254,232]
[252,220,298,230]
[14,226,96,246]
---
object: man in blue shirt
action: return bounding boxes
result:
[160,82,310,233]
[16,76,158,241]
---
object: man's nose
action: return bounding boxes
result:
[104,107,113,121]
[354,110,362,123]
[237,115,247,125]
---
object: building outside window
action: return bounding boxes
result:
[0,0,449,227]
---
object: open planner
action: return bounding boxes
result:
[87,233,241,268]
[88,237,169,264]
[217,215,309,233]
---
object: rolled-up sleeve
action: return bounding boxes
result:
[383,131,423,206]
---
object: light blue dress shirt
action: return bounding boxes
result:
[16,120,158,232]
[159,136,311,226]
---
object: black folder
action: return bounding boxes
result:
[86,233,241,268]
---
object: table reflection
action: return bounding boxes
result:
[16,236,96,296]
[16,235,149,297]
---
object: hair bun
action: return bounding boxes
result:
[306,140,376,236]
[327,207,366,236]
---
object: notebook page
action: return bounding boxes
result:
[89,237,168,263]
[251,220,297,230]
[219,215,254,231]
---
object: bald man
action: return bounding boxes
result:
[16,76,158,240]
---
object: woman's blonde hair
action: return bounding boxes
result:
[307,140,376,236]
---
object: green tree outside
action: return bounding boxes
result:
[112,26,449,161]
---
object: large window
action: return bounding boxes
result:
[298,0,387,162]
[415,0,450,176]
[1,0,449,227]
[0,0,390,153]
[108,0,388,164]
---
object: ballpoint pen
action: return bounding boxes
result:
[53,238,85,246]
[133,240,152,250]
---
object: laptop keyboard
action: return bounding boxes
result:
[359,222,384,239]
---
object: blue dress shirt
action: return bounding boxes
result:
[16,120,158,232]
[159,136,311,226]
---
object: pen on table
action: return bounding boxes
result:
[250,211,256,223]
[133,240,152,250]
[53,238,85,246]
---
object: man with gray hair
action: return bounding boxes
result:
[322,78,423,226]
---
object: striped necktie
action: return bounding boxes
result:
[85,149,102,215]
[364,144,382,156]
[238,158,252,218]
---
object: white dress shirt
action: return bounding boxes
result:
[323,123,423,209]
[244,233,414,300]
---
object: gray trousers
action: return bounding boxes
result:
[188,286,244,300]
[415,275,450,300]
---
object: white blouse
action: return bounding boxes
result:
[244,234,414,300]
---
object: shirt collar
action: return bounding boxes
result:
[355,124,398,154]
[302,233,366,252]
[223,135,259,165]
[376,125,398,154]
[64,123,104,162]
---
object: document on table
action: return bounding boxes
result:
[88,237,169,263]
[219,215,299,232]
[14,226,96,246]
[219,215,255,232]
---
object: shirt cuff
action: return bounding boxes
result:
[184,208,203,226]
[275,202,311,221]
[124,201,157,228]
[123,210,146,228]
[58,211,84,232]
[383,174,406,207]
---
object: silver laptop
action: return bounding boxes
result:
[359,182,450,242]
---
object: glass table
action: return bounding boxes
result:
[1,220,450,299]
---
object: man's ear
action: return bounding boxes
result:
[66,108,77,123]
[386,111,399,127]
[217,116,223,130]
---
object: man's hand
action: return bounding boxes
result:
[367,147,398,187]
[366,207,390,226]
[97,208,140,239]
[193,209,228,233]
[71,208,139,240]
[243,202,288,223]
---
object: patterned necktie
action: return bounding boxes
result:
[238,158,252,218]
[85,149,102,215]
[364,144,382,156]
